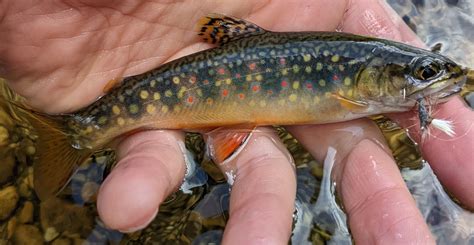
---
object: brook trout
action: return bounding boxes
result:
[19,14,467,200]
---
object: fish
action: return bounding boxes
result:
[14,14,468,200]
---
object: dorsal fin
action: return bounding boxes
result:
[196,14,266,45]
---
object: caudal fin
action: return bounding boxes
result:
[7,97,92,200]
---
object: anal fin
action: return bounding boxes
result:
[196,14,266,45]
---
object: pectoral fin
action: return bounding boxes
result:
[332,93,369,112]
[204,126,254,163]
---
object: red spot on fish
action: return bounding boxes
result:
[248,62,257,70]
[279,58,286,65]
[238,93,245,100]
[333,74,340,81]
[218,68,225,75]
[187,96,194,104]
[235,73,241,79]
[252,85,260,92]
[306,83,313,90]
[267,90,273,95]
[189,76,197,84]
[222,89,229,97]
[281,80,288,87]
[203,79,209,85]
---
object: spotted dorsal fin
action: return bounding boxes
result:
[196,14,266,45]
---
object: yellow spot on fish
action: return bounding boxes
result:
[278,99,286,106]
[292,65,300,73]
[303,54,311,62]
[281,69,288,75]
[98,116,107,125]
[161,105,169,113]
[225,78,232,84]
[85,126,93,133]
[347,89,353,97]
[174,106,182,113]
[331,55,340,62]
[319,79,326,87]
[316,63,323,71]
[259,100,266,107]
[323,50,330,56]
[292,81,300,90]
[150,80,156,88]
[153,92,161,100]
[289,94,298,102]
[344,77,352,86]
[325,92,332,97]
[139,90,149,100]
[313,96,320,104]
[339,65,345,71]
[245,75,252,82]
[196,89,203,97]
[129,104,139,114]
[117,117,125,126]
[118,95,125,102]
[338,90,345,96]
[173,76,180,84]
[112,105,121,115]
[177,86,187,99]
[305,66,312,73]
[249,100,256,107]
[146,104,156,114]
[216,80,222,86]
[165,90,173,97]
[256,74,263,81]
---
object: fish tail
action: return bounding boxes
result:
[10,100,92,200]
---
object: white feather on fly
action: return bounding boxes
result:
[430,118,456,137]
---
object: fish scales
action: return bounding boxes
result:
[23,14,467,200]
[69,32,421,148]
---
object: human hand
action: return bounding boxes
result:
[1,0,472,244]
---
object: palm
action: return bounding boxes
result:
[1,0,347,113]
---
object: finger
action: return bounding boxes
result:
[287,120,434,243]
[388,96,474,208]
[208,127,296,244]
[340,139,434,244]
[97,130,186,232]
[341,0,425,46]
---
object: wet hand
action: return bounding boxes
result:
[1,1,472,244]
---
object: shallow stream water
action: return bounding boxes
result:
[0,0,473,244]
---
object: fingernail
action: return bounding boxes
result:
[119,208,158,233]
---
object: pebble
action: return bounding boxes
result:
[52,238,71,245]
[44,227,60,242]
[0,154,15,185]
[13,224,44,245]
[0,186,19,220]
[0,125,9,147]
[7,216,17,239]
[40,198,94,237]
[18,201,34,224]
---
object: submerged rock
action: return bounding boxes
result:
[40,198,94,238]
[17,201,34,224]
[13,224,44,245]
[0,154,15,185]
[0,186,19,220]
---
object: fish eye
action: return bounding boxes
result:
[413,59,441,80]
